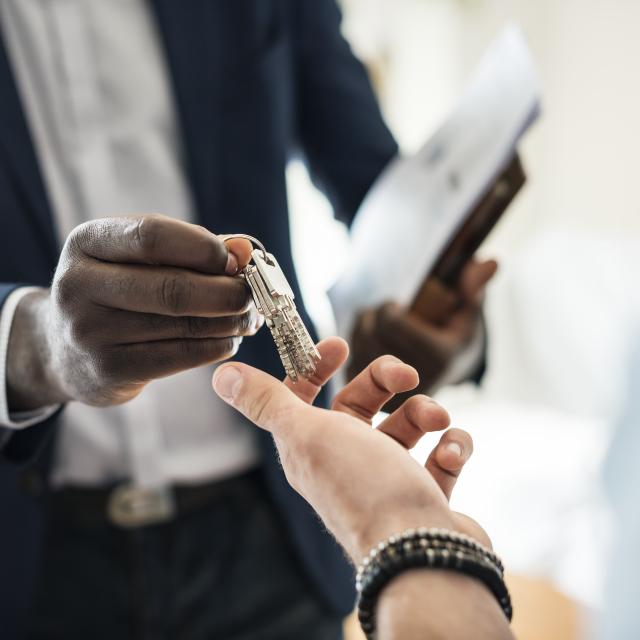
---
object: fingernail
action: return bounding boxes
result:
[379,358,417,383]
[379,357,403,374]
[378,360,402,382]
[213,366,243,401]
[445,441,463,457]
[225,252,239,275]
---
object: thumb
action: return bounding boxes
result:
[459,259,498,307]
[212,362,304,434]
[222,236,254,272]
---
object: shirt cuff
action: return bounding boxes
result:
[0,287,60,429]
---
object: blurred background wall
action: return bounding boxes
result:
[287,1,640,637]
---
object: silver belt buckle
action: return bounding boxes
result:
[107,484,176,528]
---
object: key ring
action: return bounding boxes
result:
[223,234,269,263]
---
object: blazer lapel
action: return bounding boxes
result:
[0,30,58,265]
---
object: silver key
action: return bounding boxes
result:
[230,237,320,382]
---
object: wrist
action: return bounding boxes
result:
[356,527,511,639]
[377,570,513,640]
[6,289,68,411]
[352,507,455,563]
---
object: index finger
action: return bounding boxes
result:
[69,215,235,275]
[376,395,450,449]
[332,356,419,423]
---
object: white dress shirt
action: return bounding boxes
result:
[0,0,259,487]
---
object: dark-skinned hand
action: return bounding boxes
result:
[7,214,259,410]
[348,258,498,411]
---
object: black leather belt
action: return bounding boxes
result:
[46,468,261,529]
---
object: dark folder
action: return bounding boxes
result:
[411,153,526,324]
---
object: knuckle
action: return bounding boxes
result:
[95,348,123,383]
[179,337,237,363]
[180,316,211,339]
[176,338,201,359]
[222,281,251,313]
[65,220,93,256]
[52,268,81,308]
[404,395,431,429]
[369,355,400,387]
[160,273,192,315]
[235,310,255,336]
[145,312,168,332]
[215,337,240,360]
[247,387,277,426]
[131,215,162,256]
[68,313,95,346]
[203,234,228,272]
[402,393,423,413]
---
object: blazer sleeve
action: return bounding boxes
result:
[289,4,488,385]
[0,283,57,465]
[290,0,399,225]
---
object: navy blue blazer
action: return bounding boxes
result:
[0,0,397,635]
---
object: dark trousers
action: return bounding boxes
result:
[26,471,343,640]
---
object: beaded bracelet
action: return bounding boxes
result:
[356,528,512,639]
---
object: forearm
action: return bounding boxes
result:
[6,288,67,411]
[376,570,514,640]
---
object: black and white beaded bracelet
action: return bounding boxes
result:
[356,528,512,639]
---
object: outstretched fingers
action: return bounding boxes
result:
[424,428,473,501]
[376,394,450,449]
[332,355,419,423]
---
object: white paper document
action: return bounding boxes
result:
[328,25,540,337]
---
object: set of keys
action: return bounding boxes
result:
[228,235,320,382]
